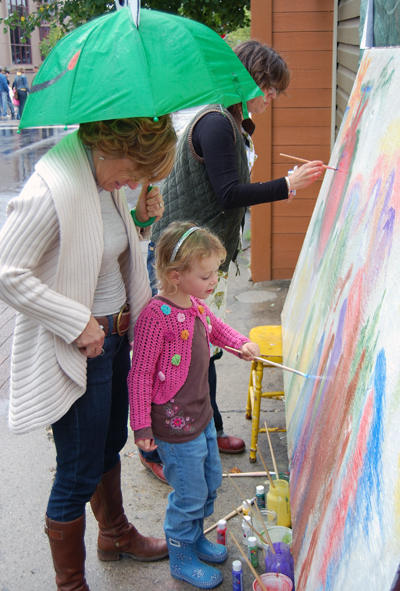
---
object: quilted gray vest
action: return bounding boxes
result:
[151,105,250,272]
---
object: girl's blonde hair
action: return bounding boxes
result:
[155,222,226,294]
[78,115,177,183]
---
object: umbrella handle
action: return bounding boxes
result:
[130,185,156,227]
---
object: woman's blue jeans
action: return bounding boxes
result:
[154,420,222,544]
[46,320,130,522]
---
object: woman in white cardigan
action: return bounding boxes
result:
[0,116,177,590]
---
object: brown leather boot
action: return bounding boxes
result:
[90,462,168,562]
[45,513,90,591]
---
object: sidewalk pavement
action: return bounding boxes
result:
[0,228,290,591]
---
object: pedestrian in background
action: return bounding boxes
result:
[32,64,40,83]
[4,69,15,119]
[0,67,9,121]
[12,66,29,120]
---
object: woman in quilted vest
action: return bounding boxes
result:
[141,40,324,479]
[129,222,260,588]
[0,116,176,590]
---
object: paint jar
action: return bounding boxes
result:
[242,515,252,545]
[252,509,278,548]
[264,473,290,488]
[247,536,259,568]
[256,485,266,508]
[261,526,292,550]
[243,498,253,517]
[264,542,294,587]
[216,519,227,545]
[232,560,243,591]
[252,572,293,591]
[266,480,291,527]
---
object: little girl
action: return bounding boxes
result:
[128,222,259,589]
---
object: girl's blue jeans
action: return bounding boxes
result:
[154,420,222,544]
[46,319,130,522]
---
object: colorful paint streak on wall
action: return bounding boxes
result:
[282,48,400,591]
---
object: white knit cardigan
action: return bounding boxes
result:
[0,131,151,434]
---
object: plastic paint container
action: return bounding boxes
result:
[216,519,227,545]
[266,480,291,527]
[256,485,266,508]
[252,572,293,591]
[252,509,278,549]
[242,515,252,545]
[261,526,292,550]
[247,536,259,568]
[232,560,243,591]
[243,499,253,517]
[264,542,294,587]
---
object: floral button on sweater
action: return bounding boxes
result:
[128,296,250,437]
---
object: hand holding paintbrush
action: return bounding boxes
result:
[278,155,325,191]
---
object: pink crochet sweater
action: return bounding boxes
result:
[129,296,249,434]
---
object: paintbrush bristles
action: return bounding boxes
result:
[256,444,276,489]
[228,532,269,591]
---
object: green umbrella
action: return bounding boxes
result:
[20,7,262,129]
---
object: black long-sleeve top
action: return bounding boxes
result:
[191,112,288,210]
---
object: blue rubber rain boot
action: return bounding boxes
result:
[196,520,228,564]
[167,537,223,589]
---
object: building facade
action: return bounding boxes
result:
[0,0,47,84]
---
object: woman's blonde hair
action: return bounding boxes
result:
[155,222,226,294]
[78,115,177,182]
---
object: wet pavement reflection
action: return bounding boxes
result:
[0,125,74,228]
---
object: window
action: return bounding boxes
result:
[7,0,32,64]
[39,25,50,61]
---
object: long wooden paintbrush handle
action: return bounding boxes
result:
[229,532,269,591]
[226,473,275,554]
[280,152,337,171]
[256,444,276,488]
[264,421,279,478]
[224,346,308,378]
[203,503,244,534]
[230,503,275,553]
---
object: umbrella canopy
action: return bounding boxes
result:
[20,7,262,129]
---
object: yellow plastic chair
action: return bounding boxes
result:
[245,325,286,463]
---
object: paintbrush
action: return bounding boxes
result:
[280,152,338,171]
[222,471,278,478]
[230,503,275,550]
[255,444,276,489]
[203,499,255,534]
[229,532,269,591]
[225,473,275,554]
[224,346,309,378]
[263,421,280,480]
